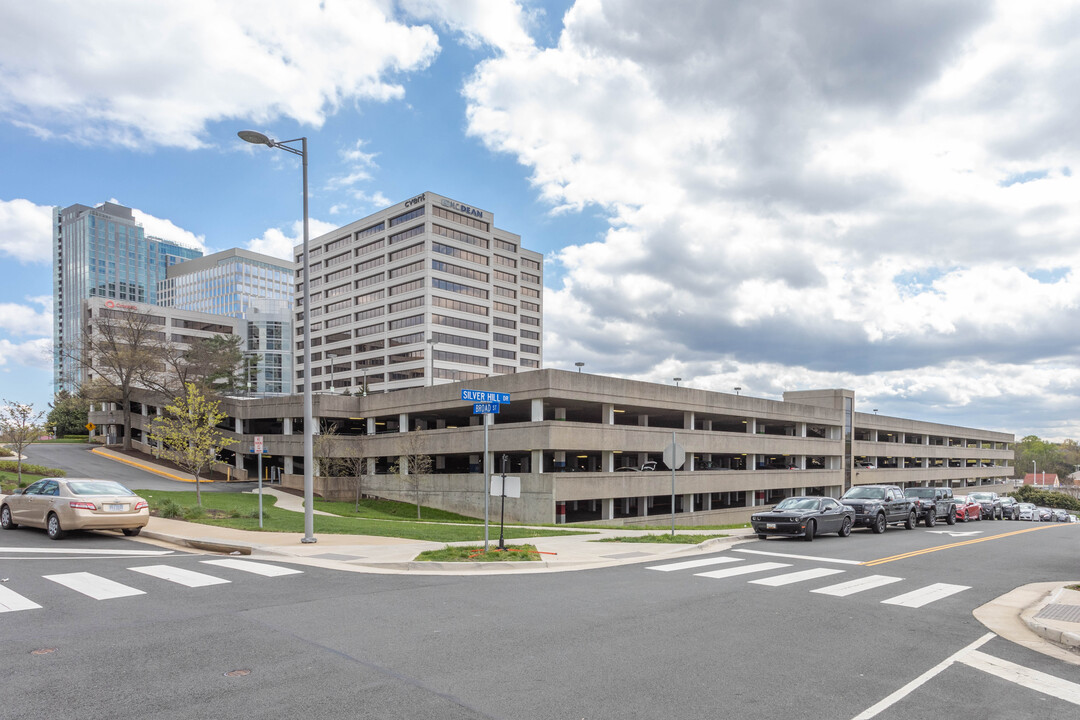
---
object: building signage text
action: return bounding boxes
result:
[461,389,510,403]
[404,193,426,208]
[440,199,484,219]
[104,300,138,311]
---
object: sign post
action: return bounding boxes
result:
[254,436,264,528]
[663,433,686,536]
[462,389,512,552]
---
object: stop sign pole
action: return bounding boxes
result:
[663,432,686,536]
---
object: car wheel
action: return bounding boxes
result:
[121,527,142,537]
[46,513,65,540]
[757,534,767,540]
[976,512,982,521]
[904,510,916,530]
[871,512,886,534]
[997,509,1003,520]
[803,520,815,542]
[946,508,956,525]
[0,505,17,530]
[838,517,852,537]
[925,509,937,527]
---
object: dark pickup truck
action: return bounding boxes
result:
[904,487,959,527]
[840,484,918,534]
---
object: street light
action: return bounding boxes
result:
[873,409,878,415]
[575,362,585,373]
[428,337,438,386]
[326,352,337,395]
[238,129,316,544]
[673,377,681,387]
[733,386,741,396]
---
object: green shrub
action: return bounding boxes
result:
[1012,485,1080,512]
[159,499,184,519]
[182,505,206,521]
[0,447,13,457]
[229,508,242,518]
[0,460,66,476]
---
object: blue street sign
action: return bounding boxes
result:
[461,389,511,404]
[473,402,501,414]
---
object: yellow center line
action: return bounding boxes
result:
[862,524,1069,566]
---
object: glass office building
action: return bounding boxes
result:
[53,202,202,393]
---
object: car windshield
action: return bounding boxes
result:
[67,481,135,496]
[775,498,819,510]
[843,487,885,500]
[905,489,934,498]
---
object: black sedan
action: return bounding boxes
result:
[750,496,855,541]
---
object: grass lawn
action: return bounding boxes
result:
[36,436,92,444]
[581,522,750,530]
[313,498,481,523]
[594,533,729,544]
[415,544,541,561]
[143,491,595,542]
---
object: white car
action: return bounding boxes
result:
[1017,502,1038,521]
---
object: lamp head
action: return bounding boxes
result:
[238,130,274,147]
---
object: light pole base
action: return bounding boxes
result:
[300,536,318,544]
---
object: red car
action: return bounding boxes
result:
[953,495,982,523]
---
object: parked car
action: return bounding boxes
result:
[1038,507,1053,521]
[1069,514,1078,523]
[750,496,855,541]
[839,485,917,533]
[953,495,983,522]
[1016,503,1038,521]
[1053,509,1070,522]
[854,460,877,469]
[999,496,1019,520]
[1,478,149,540]
[904,486,959,526]
[968,491,1003,520]
[615,461,657,472]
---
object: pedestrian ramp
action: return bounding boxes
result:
[0,559,303,613]
[646,555,969,609]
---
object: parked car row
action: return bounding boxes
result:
[750,484,1078,541]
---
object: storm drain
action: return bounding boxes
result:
[1035,603,1080,623]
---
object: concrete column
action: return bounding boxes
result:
[554,450,566,471]
[871,430,878,441]
[602,403,615,424]
[530,449,543,473]
[922,457,929,468]
[704,493,712,510]
[469,415,480,426]
[622,498,631,514]
[747,453,756,470]
[703,420,713,431]
[603,498,614,521]
[924,435,930,445]
[531,398,543,422]
[284,457,294,474]
[798,422,807,437]
[366,418,376,434]
[435,456,446,470]
[398,413,409,432]
[283,417,293,435]
[602,450,614,472]
[746,418,756,433]
[639,497,649,517]
[798,455,806,470]
[638,414,649,427]
[687,454,695,472]
[435,419,446,429]
[748,491,756,507]
[236,417,244,434]
[682,493,694,513]
[637,452,649,467]
[367,458,377,475]
[555,408,566,421]
[234,449,243,470]
[683,411,695,430]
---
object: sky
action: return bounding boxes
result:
[1,0,1079,441]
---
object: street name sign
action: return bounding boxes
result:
[461,389,510,404]
[473,402,501,414]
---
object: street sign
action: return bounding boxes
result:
[461,389,510,404]
[663,441,686,470]
[473,402,501,414]
[85,422,96,432]
[490,475,521,498]
[254,436,264,454]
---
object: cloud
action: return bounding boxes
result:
[120,203,207,253]
[0,198,53,263]
[0,337,52,369]
[0,1,441,148]
[246,218,339,261]
[402,0,536,55]
[463,1,1080,435]
[0,299,52,337]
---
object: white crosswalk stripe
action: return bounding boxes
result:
[44,572,145,600]
[749,567,846,586]
[811,574,904,597]
[0,585,42,613]
[129,565,231,588]
[881,583,969,608]
[200,559,304,577]
[695,561,790,579]
[647,557,742,572]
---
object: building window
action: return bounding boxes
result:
[521,344,540,354]
[432,296,488,316]
[388,224,424,245]
[389,206,425,227]
[388,243,424,262]
[357,222,385,239]
[356,323,385,337]
[520,359,539,368]
[390,332,424,347]
[433,313,488,332]
[493,317,516,329]
[494,348,516,360]
[357,289,385,305]
[388,261,424,279]
[493,269,516,283]
[494,286,516,299]
[355,306,385,321]
[432,331,488,350]
[521,272,540,285]
[356,339,385,353]
[521,315,540,326]
[493,332,515,344]
[389,278,424,296]
[521,300,540,312]
[521,286,541,298]
[355,272,384,288]
[494,255,516,268]
[494,238,517,252]
[493,301,516,314]
[432,206,489,232]
[433,349,488,366]
[355,255,385,272]
[356,238,385,256]
[522,258,541,271]
[388,314,424,330]
[432,278,487,299]
[388,296,424,314]
[433,241,488,265]
[493,363,517,374]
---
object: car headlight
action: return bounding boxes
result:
[751,516,760,522]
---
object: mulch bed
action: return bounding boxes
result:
[105,446,233,482]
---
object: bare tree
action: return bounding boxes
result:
[0,400,46,483]
[161,334,245,399]
[391,430,432,519]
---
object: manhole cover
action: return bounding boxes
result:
[31,648,57,655]
[223,669,251,677]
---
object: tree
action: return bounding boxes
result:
[47,390,90,437]
[0,400,46,483]
[148,383,237,506]
[163,334,246,399]
[313,422,368,510]
[391,430,432,519]
[1015,435,1073,482]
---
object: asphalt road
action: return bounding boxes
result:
[20,443,256,493]
[2,517,1078,719]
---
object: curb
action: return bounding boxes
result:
[91,448,211,484]
[1021,585,1080,650]
[140,529,252,555]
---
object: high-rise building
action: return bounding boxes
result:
[294,192,543,394]
[158,248,296,394]
[53,202,202,393]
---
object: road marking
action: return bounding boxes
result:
[958,650,1080,706]
[43,572,145,600]
[925,530,981,537]
[647,557,741,572]
[862,524,1065,566]
[881,583,969,608]
[0,585,42,613]
[695,561,790,579]
[851,632,995,719]
[0,547,173,556]
[200,559,304,577]
[129,565,231,588]
[734,548,864,565]
[749,567,845,586]
[812,575,904,597]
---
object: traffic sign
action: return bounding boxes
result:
[254,436,263,453]
[473,402,501,414]
[490,476,521,498]
[663,442,686,470]
[85,422,96,432]
[461,389,510,404]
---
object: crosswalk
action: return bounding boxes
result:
[647,553,969,609]
[0,559,303,613]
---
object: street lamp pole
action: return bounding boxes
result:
[238,129,316,544]
[326,352,337,395]
[673,377,681,387]
[575,362,585,373]
[428,337,437,386]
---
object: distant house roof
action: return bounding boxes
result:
[1023,473,1060,486]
